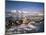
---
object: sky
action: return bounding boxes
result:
[5,1,44,13]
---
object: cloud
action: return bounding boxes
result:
[18,10,21,13]
[11,10,16,13]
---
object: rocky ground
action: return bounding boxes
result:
[5,21,44,35]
